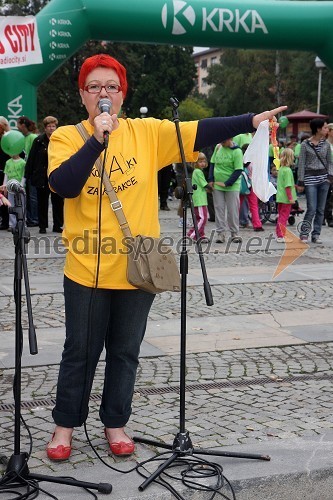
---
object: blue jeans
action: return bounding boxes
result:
[300,181,330,238]
[52,276,155,428]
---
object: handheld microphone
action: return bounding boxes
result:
[6,179,25,194]
[98,98,112,147]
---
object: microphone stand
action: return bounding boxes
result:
[133,98,270,494]
[0,191,112,497]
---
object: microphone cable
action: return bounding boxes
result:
[79,143,108,434]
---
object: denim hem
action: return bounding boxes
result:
[99,407,132,428]
[52,407,88,428]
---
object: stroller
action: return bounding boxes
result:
[288,200,305,225]
[259,197,304,226]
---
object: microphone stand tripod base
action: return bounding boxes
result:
[134,433,270,491]
[5,453,29,478]
[2,452,112,494]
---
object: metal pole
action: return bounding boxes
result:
[317,68,322,114]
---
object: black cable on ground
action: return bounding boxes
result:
[84,423,236,500]
[136,454,236,500]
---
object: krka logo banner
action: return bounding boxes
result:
[0,16,43,69]
[161,0,268,36]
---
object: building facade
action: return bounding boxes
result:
[192,47,223,95]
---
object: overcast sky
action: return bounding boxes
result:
[193,46,209,53]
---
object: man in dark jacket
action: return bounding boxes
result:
[25,116,64,234]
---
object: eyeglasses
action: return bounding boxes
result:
[84,81,122,94]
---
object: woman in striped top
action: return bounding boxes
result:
[297,118,333,243]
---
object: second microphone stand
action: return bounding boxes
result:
[133,98,270,494]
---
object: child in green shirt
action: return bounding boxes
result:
[187,152,211,243]
[276,148,297,242]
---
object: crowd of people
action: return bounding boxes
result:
[2,114,331,247]
[160,118,333,245]
[0,115,64,234]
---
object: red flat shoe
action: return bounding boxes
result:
[104,429,135,456]
[46,433,72,461]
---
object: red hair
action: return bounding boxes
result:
[78,54,128,98]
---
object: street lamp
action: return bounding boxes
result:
[315,56,326,114]
[140,106,148,118]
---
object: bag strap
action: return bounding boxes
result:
[307,140,327,170]
[75,123,132,238]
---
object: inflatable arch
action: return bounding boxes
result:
[1,0,333,124]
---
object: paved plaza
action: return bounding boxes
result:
[1,197,333,499]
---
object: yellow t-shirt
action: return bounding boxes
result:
[48,117,198,289]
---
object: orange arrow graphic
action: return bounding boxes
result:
[272,226,309,279]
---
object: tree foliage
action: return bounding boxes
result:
[206,49,333,118]
[126,44,196,118]
[160,95,213,121]
[177,95,213,121]
[206,50,276,116]
[0,0,46,15]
